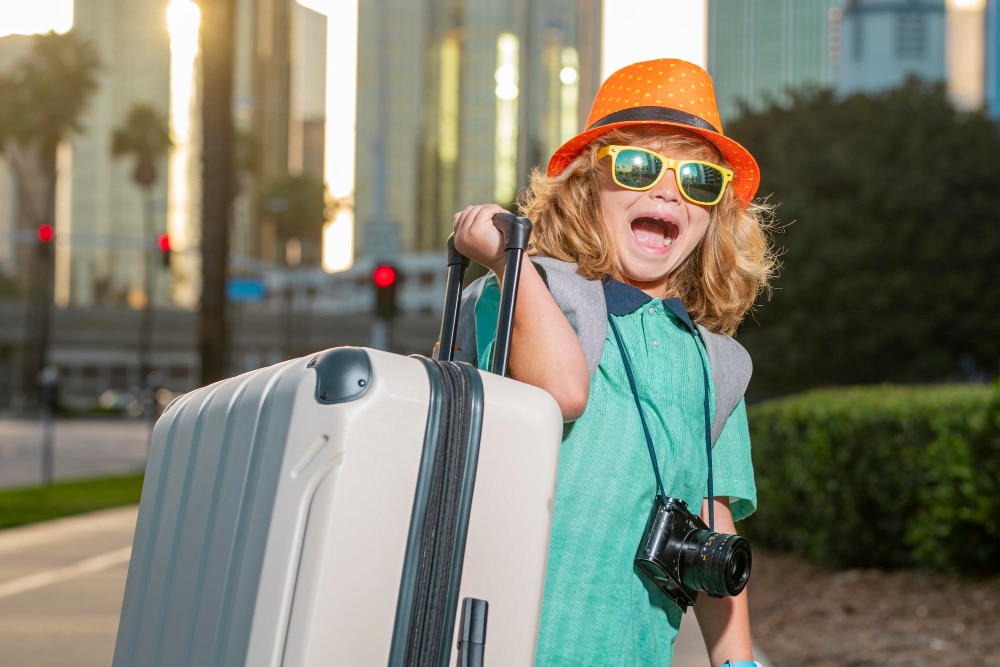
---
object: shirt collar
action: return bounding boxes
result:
[602,277,697,335]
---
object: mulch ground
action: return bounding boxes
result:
[747,550,1000,666]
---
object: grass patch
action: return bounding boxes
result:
[0,474,144,531]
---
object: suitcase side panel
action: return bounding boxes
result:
[250,349,433,667]
[113,359,301,667]
[451,372,564,666]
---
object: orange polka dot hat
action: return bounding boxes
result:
[548,58,760,207]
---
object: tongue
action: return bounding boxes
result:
[632,219,666,248]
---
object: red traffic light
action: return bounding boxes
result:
[372,264,397,288]
[157,233,171,252]
[36,224,55,243]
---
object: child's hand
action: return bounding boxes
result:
[453,204,510,275]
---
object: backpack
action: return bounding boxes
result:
[453,257,752,444]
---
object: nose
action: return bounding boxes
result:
[649,169,682,203]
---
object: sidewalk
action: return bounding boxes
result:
[0,506,138,667]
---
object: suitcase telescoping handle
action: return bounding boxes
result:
[437,212,532,378]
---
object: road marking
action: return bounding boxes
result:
[0,506,138,555]
[0,546,132,600]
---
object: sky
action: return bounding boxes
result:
[0,0,73,36]
[602,0,707,74]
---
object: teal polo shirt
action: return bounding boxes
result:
[474,275,757,666]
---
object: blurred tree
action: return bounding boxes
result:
[233,126,260,196]
[259,173,329,266]
[728,79,1000,397]
[112,103,172,191]
[0,31,100,226]
[111,102,172,416]
[0,31,100,407]
[198,0,237,386]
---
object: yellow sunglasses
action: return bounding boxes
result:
[596,145,734,206]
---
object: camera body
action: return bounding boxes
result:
[634,496,752,611]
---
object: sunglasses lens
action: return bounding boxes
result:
[613,149,662,190]
[678,162,726,204]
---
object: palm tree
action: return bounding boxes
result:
[3,31,101,231]
[111,103,172,422]
[0,31,100,408]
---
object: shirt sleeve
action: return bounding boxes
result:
[707,398,757,521]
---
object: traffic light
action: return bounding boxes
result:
[36,223,54,258]
[157,233,171,268]
[372,263,398,320]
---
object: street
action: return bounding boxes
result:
[0,418,150,489]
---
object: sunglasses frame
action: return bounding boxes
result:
[596,145,734,206]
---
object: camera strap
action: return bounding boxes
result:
[607,312,717,530]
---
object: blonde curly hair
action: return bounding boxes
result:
[518,127,778,335]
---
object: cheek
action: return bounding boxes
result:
[685,208,713,245]
[597,191,631,232]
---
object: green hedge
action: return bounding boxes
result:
[744,383,1000,573]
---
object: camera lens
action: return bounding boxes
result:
[681,531,752,597]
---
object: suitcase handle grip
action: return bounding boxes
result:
[435,213,532,378]
[489,213,532,376]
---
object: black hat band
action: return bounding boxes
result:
[589,106,719,134]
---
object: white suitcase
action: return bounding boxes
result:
[113,215,563,666]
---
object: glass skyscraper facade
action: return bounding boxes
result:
[707,0,844,123]
[354,0,602,257]
[835,0,946,98]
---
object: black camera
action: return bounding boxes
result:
[634,496,752,611]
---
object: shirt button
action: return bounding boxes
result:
[647,307,656,315]
[652,339,660,347]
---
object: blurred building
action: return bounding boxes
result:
[0,0,329,311]
[353,0,603,258]
[988,0,1000,116]
[707,0,845,123]
[946,0,987,111]
[708,0,991,121]
[835,0,947,96]
[232,0,327,272]
[290,3,327,182]
[68,0,172,308]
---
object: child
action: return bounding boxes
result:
[452,58,776,667]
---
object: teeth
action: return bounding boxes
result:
[663,237,673,247]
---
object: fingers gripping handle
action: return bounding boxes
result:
[435,213,532,378]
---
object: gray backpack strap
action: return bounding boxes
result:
[530,257,606,377]
[697,325,753,443]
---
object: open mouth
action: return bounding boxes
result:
[631,217,679,250]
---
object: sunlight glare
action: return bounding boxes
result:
[601,0,707,77]
[0,0,73,37]
[323,209,354,272]
[167,0,201,307]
